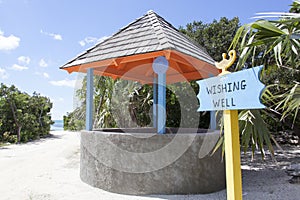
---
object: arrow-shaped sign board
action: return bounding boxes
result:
[197,66,265,111]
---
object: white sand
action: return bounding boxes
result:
[0,131,299,200]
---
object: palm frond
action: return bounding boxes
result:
[275,83,300,127]
[239,109,275,160]
[253,12,300,20]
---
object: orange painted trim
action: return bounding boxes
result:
[61,51,165,73]
[61,49,220,82]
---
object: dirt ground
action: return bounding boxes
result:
[0,131,299,200]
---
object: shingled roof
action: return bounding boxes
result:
[61,10,219,84]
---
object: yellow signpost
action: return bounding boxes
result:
[197,50,265,199]
[223,109,242,199]
[215,50,242,200]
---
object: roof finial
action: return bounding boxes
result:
[147,10,154,14]
[215,50,236,75]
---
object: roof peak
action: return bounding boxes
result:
[61,10,215,74]
[147,10,155,14]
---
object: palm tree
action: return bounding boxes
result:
[230,0,300,148]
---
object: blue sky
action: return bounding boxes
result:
[0,0,291,120]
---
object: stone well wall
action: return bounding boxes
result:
[80,129,225,195]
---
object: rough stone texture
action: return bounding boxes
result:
[286,163,300,184]
[80,129,225,195]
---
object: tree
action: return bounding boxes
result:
[179,17,240,61]
[0,83,53,143]
[0,84,26,142]
[179,17,241,130]
[230,1,300,146]
[64,76,117,130]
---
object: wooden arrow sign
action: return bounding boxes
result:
[197,65,265,111]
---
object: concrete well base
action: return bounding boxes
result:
[80,128,225,195]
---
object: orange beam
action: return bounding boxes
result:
[169,59,184,74]
[61,49,219,83]
[168,51,194,70]
[119,51,166,64]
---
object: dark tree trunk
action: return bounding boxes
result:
[17,126,22,144]
[8,98,22,143]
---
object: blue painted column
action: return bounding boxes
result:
[153,76,158,129]
[157,73,167,134]
[209,74,217,130]
[86,68,94,131]
[210,111,217,130]
[153,56,169,134]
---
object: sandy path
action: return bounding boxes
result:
[0,131,299,200]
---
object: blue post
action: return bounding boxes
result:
[86,68,94,131]
[209,74,217,130]
[157,73,166,134]
[210,111,217,130]
[152,56,169,134]
[153,76,158,129]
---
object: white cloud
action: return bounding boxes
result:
[79,40,85,46]
[40,29,62,41]
[35,71,50,79]
[18,56,30,65]
[49,79,76,88]
[0,30,20,51]
[9,56,30,71]
[79,36,108,47]
[39,58,48,67]
[43,72,49,78]
[10,64,28,71]
[53,34,62,40]
[0,68,8,79]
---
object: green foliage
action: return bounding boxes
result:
[173,17,241,129]
[63,110,85,131]
[238,110,274,159]
[264,83,300,129]
[127,83,153,127]
[64,76,211,130]
[229,0,300,150]
[290,1,300,13]
[179,17,240,61]
[64,76,117,130]
[0,83,53,143]
[208,1,300,158]
[2,132,17,143]
[276,84,300,126]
